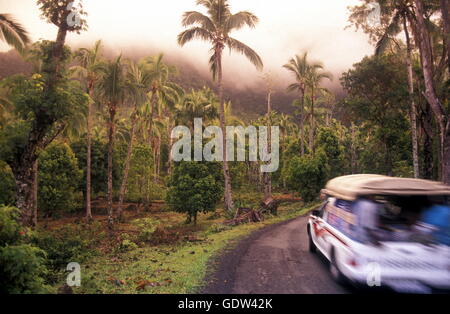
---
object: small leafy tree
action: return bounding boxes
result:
[38,143,82,216]
[166,162,223,224]
[286,151,328,203]
[0,206,49,294]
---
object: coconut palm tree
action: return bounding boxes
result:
[116,60,154,219]
[223,101,245,126]
[178,0,263,212]
[97,55,127,229]
[278,113,296,147]
[305,62,332,154]
[174,87,219,129]
[73,40,104,221]
[143,53,178,149]
[0,13,30,52]
[165,87,185,175]
[283,53,310,156]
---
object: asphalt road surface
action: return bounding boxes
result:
[202,215,350,294]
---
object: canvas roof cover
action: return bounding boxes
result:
[321,174,450,201]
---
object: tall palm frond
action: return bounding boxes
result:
[0,13,30,52]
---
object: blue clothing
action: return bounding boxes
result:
[420,205,450,246]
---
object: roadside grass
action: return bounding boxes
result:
[71,201,319,294]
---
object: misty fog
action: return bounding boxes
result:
[0,0,374,93]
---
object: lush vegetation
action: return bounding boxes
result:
[0,0,448,294]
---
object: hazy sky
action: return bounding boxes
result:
[0,0,374,88]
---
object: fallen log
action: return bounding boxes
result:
[224,195,302,226]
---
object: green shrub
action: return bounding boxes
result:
[0,161,16,206]
[166,161,223,224]
[135,217,160,242]
[32,224,99,283]
[0,205,49,294]
[0,244,49,294]
[38,142,83,216]
[286,151,328,203]
[316,127,344,178]
[117,239,138,252]
[206,223,232,235]
[0,206,21,246]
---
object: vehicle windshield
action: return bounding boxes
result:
[371,196,450,245]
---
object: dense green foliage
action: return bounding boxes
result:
[285,151,328,202]
[38,143,83,216]
[0,206,49,294]
[167,162,223,224]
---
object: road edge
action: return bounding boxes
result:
[199,210,313,294]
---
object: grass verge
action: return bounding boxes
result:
[72,201,319,294]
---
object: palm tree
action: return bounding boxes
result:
[0,13,30,52]
[278,113,293,144]
[97,55,127,229]
[283,53,310,156]
[116,60,153,219]
[73,40,104,221]
[223,101,245,126]
[156,84,185,176]
[262,73,274,199]
[306,62,332,154]
[143,53,178,149]
[174,87,219,129]
[178,0,263,212]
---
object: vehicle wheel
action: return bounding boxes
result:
[329,249,346,285]
[308,228,316,253]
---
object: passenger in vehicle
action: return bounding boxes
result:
[418,197,450,246]
[353,197,381,244]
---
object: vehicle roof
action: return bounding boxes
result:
[321,174,450,201]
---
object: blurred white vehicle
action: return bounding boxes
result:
[307,174,450,293]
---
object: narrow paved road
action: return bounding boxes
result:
[202,215,350,294]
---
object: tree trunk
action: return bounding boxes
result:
[420,102,435,179]
[300,91,305,156]
[86,84,94,221]
[147,91,157,148]
[116,118,137,220]
[404,17,420,178]
[217,48,234,212]
[351,123,357,174]
[167,119,174,175]
[413,0,450,183]
[156,136,161,177]
[15,170,34,226]
[14,120,53,226]
[107,103,117,230]
[13,24,68,226]
[310,86,315,155]
[264,88,272,200]
[440,0,450,73]
[47,26,68,88]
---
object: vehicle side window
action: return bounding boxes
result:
[326,199,358,240]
